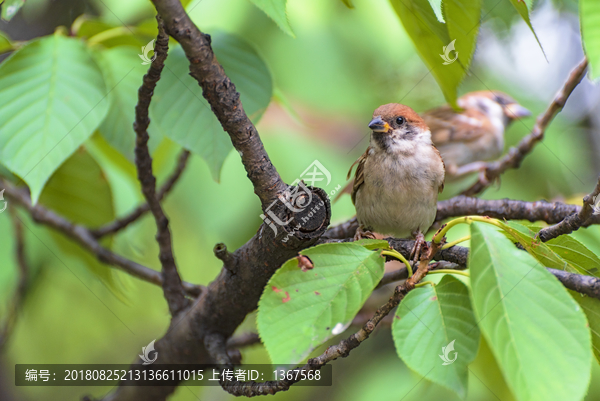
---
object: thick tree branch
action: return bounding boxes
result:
[149,0,287,211]
[133,16,189,316]
[537,175,600,242]
[91,149,190,238]
[324,194,600,240]
[0,177,202,297]
[435,195,595,224]
[101,185,331,401]
[0,208,29,351]
[462,58,589,196]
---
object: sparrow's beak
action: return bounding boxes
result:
[368,116,390,132]
[505,103,531,120]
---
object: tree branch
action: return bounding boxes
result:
[213,240,441,397]
[133,16,189,316]
[0,208,29,351]
[548,268,600,298]
[149,0,287,211]
[375,253,600,300]
[90,149,190,238]
[537,175,600,242]
[0,177,202,297]
[434,195,597,224]
[324,194,600,240]
[461,58,589,196]
[375,261,460,289]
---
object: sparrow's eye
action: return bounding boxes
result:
[396,116,405,125]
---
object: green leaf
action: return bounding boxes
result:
[248,0,294,37]
[442,0,482,68]
[392,275,479,398]
[72,16,152,48]
[257,243,385,364]
[0,31,12,54]
[508,0,546,59]
[428,0,444,22]
[390,0,466,108]
[0,35,109,204]
[352,239,391,250]
[469,222,591,401]
[150,34,272,181]
[72,15,116,38]
[503,221,600,277]
[340,0,354,8]
[94,46,162,160]
[581,0,600,80]
[1,0,25,21]
[569,290,600,365]
[39,149,124,295]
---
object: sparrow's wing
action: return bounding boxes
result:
[333,179,353,203]
[350,148,370,205]
[432,145,445,193]
[422,106,489,145]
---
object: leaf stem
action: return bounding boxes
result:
[415,281,435,288]
[88,27,134,46]
[434,216,504,244]
[381,250,413,277]
[442,235,471,249]
[428,269,470,277]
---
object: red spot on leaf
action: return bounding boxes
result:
[282,291,291,303]
[431,296,437,301]
[315,291,321,295]
[272,286,282,293]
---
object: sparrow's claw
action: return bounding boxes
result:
[410,232,426,263]
[478,169,490,186]
[354,225,376,241]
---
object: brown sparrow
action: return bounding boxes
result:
[349,104,445,258]
[422,90,530,179]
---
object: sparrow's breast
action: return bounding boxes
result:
[355,144,444,238]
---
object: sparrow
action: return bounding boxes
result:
[422,90,530,179]
[349,103,445,259]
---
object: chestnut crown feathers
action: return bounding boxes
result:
[372,103,428,132]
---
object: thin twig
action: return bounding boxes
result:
[0,208,29,351]
[0,177,202,297]
[537,175,600,242]
[134,16,189,316]
[375,261,460,289]
[461,58,589,196]
[548,268,600,299]
[91,150,190,238]
[213,243,238,273]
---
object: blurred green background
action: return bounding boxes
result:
[1,0,600,399]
